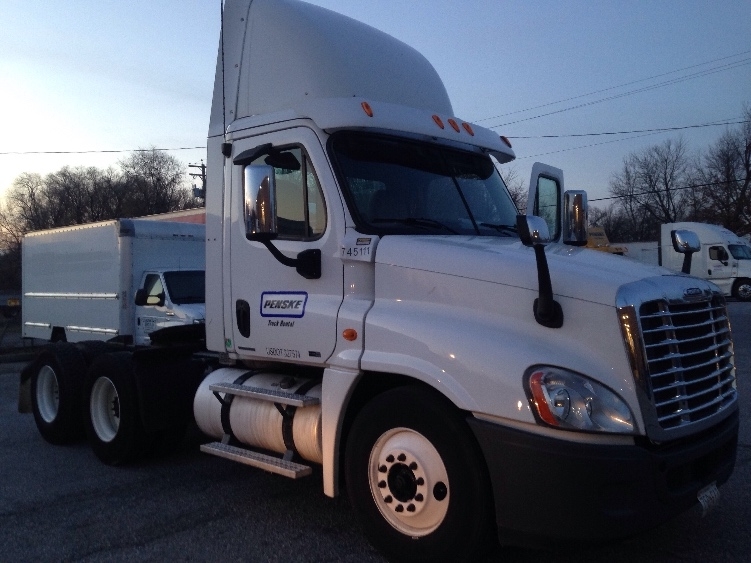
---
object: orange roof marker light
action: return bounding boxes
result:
[432,115,445,129]
[447,118,460,133]
[361,101,374,117]
[462,122,475,136]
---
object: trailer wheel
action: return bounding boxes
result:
[345,386,493,563]
[732,278,751,301]
[84,352,149,465]
[30,344,87,444]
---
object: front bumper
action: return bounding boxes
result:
[468,409,738,547]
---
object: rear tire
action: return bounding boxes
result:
[345,386,494,563]
[30,344,87,444]
[84,352,150,465]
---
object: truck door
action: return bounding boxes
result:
[134,272,174,344]
[228,127,343,364]
[707,245,733,294]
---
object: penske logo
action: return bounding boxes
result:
[260,291,307,318]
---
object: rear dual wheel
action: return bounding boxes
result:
[30,344,87,444]
[84,352,150,465]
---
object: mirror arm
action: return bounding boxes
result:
[259,239,321,280]
[681,253,693,275]
[532,244,564,328]
[517,215,563,328]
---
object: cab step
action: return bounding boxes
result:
[209,382,320,407]
[200,442,312,479]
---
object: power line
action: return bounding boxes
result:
[589,180,733,203]
[515,130,679,160]
[0,146,205,156]
[508,119,749,139]
[474,49,751,124]
[3,118,747,159]
[488,59,751,129]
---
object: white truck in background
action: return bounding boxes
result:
[621,222,751,301]
[22,218,206,345]
[18,1,738,561]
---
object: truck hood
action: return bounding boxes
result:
[374,235,674,307]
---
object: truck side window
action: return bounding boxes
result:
[709,246,728,262]
[254,147,326,241]
[534,176,560,240]
[142,274,165,305]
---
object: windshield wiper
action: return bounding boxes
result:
[372,217,459,234]
[479,223,518,236]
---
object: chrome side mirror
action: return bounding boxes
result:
[671,230,700,254]
[562,190,588,246]
[671,229,700,274]
[244,164,277,241]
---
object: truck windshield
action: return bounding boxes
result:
[729,244,751,260]
[163,271,205,305]
[330,131,519,236]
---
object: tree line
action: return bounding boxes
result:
[0,148,202,290]
[591,105,751,242]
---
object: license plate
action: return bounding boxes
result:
[697,482,720,516]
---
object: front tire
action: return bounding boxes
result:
[732,278,751,301]
[30,344,87,444]
[345,386,494,562]
[84,352,149,465]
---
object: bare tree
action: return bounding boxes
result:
[693,106,751,236]
[588,204,633,243]
[119,148,193,217]
[4,172,52,232]
[609,137,692,240]
[498,165,527,213]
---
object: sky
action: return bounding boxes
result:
[1,0,749,209]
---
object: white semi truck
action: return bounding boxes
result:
[22,218,206,345]
[621,222,751,301]
[19,1,738,561]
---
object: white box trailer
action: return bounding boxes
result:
[22,218,205,345]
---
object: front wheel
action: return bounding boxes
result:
[732,278,751,301]
[345,386,494,562]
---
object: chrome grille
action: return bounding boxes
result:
[638,295,736,430]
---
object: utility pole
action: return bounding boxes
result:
[188,161,207,199]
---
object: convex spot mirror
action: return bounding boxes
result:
[563,190,588,246]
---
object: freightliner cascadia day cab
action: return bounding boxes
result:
[19,1,738,560]
[622,222,751,302]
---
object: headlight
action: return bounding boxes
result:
[525,366,636,434]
